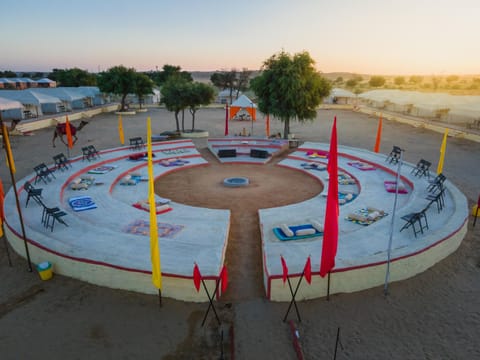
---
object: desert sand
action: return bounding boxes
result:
[1,107,479,359]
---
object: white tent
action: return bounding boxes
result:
[229,95,257,120]
[326,88,356,104]
[0,97,24,120]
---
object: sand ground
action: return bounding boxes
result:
[1,108,479,359]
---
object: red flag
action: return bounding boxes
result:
[193,263,202,292]
[320,117,339,277]
[65,116,73,149]
[281,256,288,284]
[220,265,228,293]
[304,257,312,284]
[224,103,229,136]
[374,115,382,153]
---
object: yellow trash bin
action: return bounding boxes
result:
[37,261,53,281]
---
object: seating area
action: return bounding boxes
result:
[40,203,68,231]
[33,163,56,184]
[411,159,431,178]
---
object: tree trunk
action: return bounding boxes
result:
[190,108,196,131]
[283,118,290,139]
[181,109,185,132]
[174,111,180,132]
[121,94,128,111]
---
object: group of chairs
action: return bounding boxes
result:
[399,173,447,238]
[24,180,68,231]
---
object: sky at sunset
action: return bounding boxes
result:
[1,0,479,75]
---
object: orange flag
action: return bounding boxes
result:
[374,115,382,153]
[65,116,73,149]
[0,178,4,221]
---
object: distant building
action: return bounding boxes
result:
[0,77,56,90]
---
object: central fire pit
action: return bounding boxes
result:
[223,177,249,187]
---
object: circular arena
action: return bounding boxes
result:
[3,137,468,302]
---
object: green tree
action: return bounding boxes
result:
[149,64,192,86]
[134,73,154,108]
[0,70,17,77]
[446,75,459,83]
[186,82,215,131]
[160,78,191,132]
[250,50,331,139]
[431,76,441,90]
[335,76,344,84]
[394,76,405,86]
[409,75,423,85]
[49,68,97,86]
[346,78,358,87]
[210,70,238,104]
[369,76,386,87]
[97,65,137,111]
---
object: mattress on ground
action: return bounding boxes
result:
[273,224,323,241]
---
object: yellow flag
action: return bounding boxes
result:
[147,117,162,289]
[2,123,16,174]
[118,115,124,145]
[436,128,448,174]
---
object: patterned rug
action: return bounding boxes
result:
[123,220,184,238]
[88,165,118,174]
[346,208,388,226]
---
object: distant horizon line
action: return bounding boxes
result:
[2,68,480,78]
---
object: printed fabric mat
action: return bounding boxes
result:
[68,195,97,212]
[345,208,388,226]
[124,220,184,238]
[273,224,323,241]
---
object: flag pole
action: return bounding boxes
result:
[326,272,331,301]
[333,327,342,360]
[1,121,32,271]
[384,149,404,295]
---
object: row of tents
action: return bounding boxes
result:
[0,87,106,120]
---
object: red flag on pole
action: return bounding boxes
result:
[374,115,382,153]
[65,116,73,149]
[193,263,202,292]
[320,117,339,277]
[224,103,229,136]
[304,256,312,284]
[220,265,228,293]
[281,256,289,284]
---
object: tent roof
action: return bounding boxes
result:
[231,94,257,108]
[37,78,55,83]
[33,87,87,101]
[331,88,356,98]
[0,96,23,110]
[0,90,62,105]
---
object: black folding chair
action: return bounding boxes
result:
[87,145,100,158]
[400,206,429,238]
[426,187,445,213]
[53,153,71,171]
[427,173,446,193]
[81,146,95,161]
[411,159,431,178]
[33,163,56,184]
[24,181,43,207]
[386,146,403,164]
[129,137,145,150]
